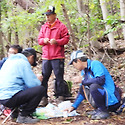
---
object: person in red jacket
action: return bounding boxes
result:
[38,6,70,106]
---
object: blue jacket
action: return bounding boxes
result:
[0,53,41,100]
[0,57,8,69]
[72,59,119,109]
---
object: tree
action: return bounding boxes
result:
[13,0,36,13]
[120,0,125,40]
[99,0,117,49]
[61,4,77,50]
[76,0,86,16]
[0,0,5,59]
[0,0,124,53]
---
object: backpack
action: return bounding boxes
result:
[53,79,72,97]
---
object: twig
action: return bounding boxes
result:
[104,49,116,63]
[2,108,16,124]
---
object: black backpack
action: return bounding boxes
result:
[53,79,72,97]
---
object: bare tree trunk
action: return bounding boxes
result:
[86,0,92,58]
[0,0,5,59]
[15,30,19,44]
[3,1,12,45]
[61,4,77,50]
[100,0,117,49]
[76,0,86,16]
[13,0,36,13]
[108,0,115,15]
[120,0,125,40]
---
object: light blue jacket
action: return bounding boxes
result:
[0,53,41,100]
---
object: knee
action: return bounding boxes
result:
[90,84,100,93]
[36,86,46,94]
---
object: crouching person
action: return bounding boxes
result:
[66,50,121,120]
[0,48,45,124]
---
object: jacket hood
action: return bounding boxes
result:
[9,53,28,62]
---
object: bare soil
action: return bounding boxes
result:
[0,40,125,125]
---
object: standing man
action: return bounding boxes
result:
[65,50,121,120]
[38,6,70,105]
[0,48,45,124]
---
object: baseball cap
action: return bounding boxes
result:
[42,6,55,15]
[69,50,87,65]
[22,48,37,66]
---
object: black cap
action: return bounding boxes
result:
[42,6,55,15]
[22,48,37,66]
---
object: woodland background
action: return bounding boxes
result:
[0,0,125,125]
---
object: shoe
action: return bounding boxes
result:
[56,96,64,103]
[16,114,40,124]
[91,110,110,120]
[39,97,48,107]
[87,108,100,115]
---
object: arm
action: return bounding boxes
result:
[72,93,85,109]
[82,60,106,86]
[65,93,84,113]
[82,75,105,86]
[56,25,69,46]
[21,62,41,88]
[38,26,48,46]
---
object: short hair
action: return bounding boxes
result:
[10,45,22,53]
[73,56,88,63]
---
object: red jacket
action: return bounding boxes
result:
[38,18,69,60]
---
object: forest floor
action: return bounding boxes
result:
[0,40,125,125]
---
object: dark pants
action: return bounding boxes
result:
[0,86,45,116]
[79,84,120,112]
[42,59,65,97]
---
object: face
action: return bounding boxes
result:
[8,48,18,57]
[27,55,35,66]
[72,59,87,71]
[46,14,56,24]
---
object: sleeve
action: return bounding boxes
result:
[82,61,105,86]
[91,61,105,77]
[82,75,105,86]
[56,24,69,46]
[38,26,46,46]
[72,93,85,109]
[72,84,85,109]
[20,62,41,88]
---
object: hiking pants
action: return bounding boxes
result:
[42,59,65,97]
[79,84,120,112]
[0,86,45,116]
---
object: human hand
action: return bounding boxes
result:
[36,74,43,82]
[64,106,75,113]
[44,38,49,44]
[49,39,57,45]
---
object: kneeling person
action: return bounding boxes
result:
[66,50,121,120]
[0,48,45,124]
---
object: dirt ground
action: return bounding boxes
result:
[0,40,125,125]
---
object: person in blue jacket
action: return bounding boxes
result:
[66,50,121,119]
[0,48,45,124]
[0,44,22,69]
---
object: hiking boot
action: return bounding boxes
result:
[91,110,110,120]
[39,97,48,107]
[87,108,99,115]
[16,114,40,124]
